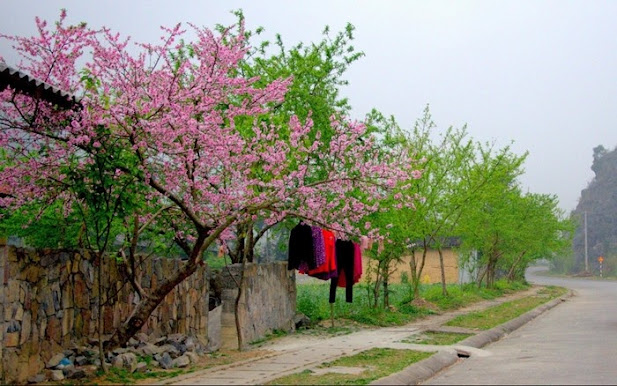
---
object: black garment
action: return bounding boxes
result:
[287,223,317,270]
[329,239,355,303]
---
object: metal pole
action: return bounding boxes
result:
[584,211,589,272]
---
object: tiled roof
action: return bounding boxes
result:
[0,63,79,109]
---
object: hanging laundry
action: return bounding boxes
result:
[353,243,363,283]
[337,242,363,288]
[287,223,316,271]
[329,239,355,303]
[312,226,326,267]
[302,228,338,280]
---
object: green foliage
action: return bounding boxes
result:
[0,201,82,248]
[455,142,573,286]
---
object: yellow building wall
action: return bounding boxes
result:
[361,248,459,284]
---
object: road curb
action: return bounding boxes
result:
[370,291,572,385]
[461,292,571,349]
[370,350,459,385]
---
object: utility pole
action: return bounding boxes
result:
[584,211,589,272]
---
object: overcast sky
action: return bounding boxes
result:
[2,1,616,213]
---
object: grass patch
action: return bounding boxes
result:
[251,329,289,345]
[297,283,427,328]
[401,331,472,345]
[89,350,270,385]
[296,279,531,328]
[445,285,567,330]
[98,367,184,385]
[268,348,433,385]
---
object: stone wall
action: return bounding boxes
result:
[0,242,210,384]
[218,263,296,349]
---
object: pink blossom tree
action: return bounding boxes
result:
[0,12,417,348]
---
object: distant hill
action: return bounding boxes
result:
[572,145,617,270]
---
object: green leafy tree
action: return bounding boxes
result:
[218,11,368,264]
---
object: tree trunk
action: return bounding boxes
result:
[235,257,248,350]
[96,252,107,373]
[105,258,200,350]
[383,278,389,308]
[409,245,428,299]
[372,260,383,308]
[105,228,208,350]
[476,265,487,288]
[438,247,448,296]
[506,251,526,281]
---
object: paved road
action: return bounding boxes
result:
[424,267,617,385]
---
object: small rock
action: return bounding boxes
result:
[60,364,75,375]
[63,349,75,357]
[184,337,196,351]
[135,362,148,373]
[112,352,138,373]
[128,337,139,347]
[167,333,185,344]
[46,353,65,368]
[27,374,47,384]
[154,337,167,346]
[111,356,124,369]
[66,369,87,380]
[185,351,200,364]
[75,355,88,366]
[137,343,160,356]
[171,354,191,368]
[112,347,128,355]
[158,352,173,370]
[294,312,311,329]
[159,344,181,358]
[135,332,149,343]
[50,369,65,381]
[82,365,99,372]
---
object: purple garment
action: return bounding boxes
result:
[311,226,326,267]
[298,261,308,272]
[311,270,338,280]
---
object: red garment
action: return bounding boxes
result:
[337,242,363,288]
[300,229,337,279]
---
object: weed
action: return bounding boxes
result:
[401,331,472,345]
[268,348,433,385]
